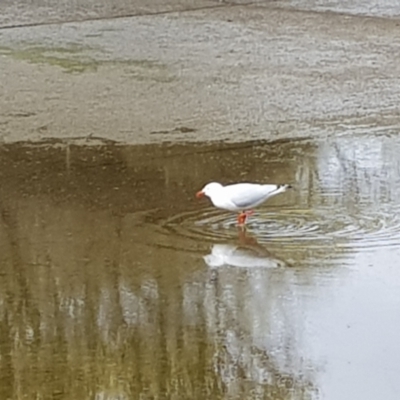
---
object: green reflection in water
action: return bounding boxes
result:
[1,135,400,399]
[0,139,316,399]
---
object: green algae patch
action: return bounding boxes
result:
[0,44,174,81]
[0,44,100,73]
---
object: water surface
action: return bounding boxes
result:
[0,135,399,399]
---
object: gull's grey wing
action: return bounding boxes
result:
[224,183,280,209]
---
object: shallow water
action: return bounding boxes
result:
[0,135,400,399]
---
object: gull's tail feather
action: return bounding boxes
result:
[272,183,292,195]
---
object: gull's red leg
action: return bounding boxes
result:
[237,210,255,226]
[237,211,247,226]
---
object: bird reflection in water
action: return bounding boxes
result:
[203,229,287,269]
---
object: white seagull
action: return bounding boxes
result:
[196,182,292,225]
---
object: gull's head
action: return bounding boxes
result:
[196,182,223,199]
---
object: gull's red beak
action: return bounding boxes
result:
[196,190,205,199]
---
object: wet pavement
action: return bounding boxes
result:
[278,0,400,18]
[2,0,400,28]
[1,1,400,398]
[0,134,400,399]
[2,1,400,144]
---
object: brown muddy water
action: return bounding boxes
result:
[0,134,400,400]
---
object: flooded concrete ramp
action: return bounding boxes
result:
[0,136,400,398]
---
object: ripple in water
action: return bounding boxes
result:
[161,205,400,252]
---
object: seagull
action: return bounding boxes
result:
[196,182,292,225]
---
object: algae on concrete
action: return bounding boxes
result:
[0,43,173,80]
